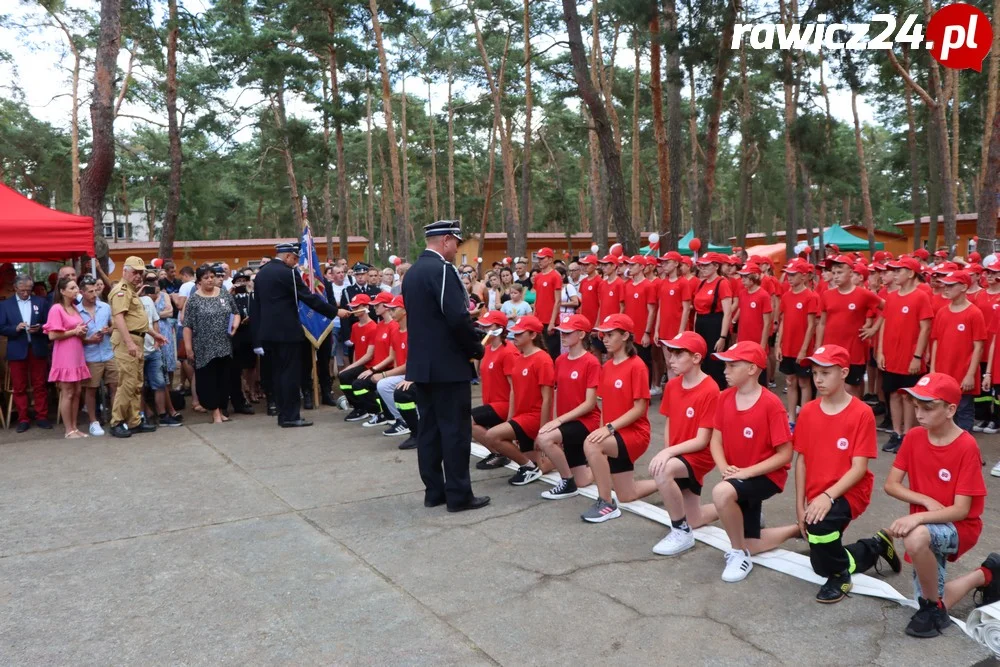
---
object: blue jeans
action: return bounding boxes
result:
[912,522,958,599]
[956,395,975,433]
[144,349,167,391]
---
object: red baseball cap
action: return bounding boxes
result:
[626,254,646,265]
[887,256,921,272]
[660,251,683,263]
[373,291,394,305]
[969,251,982,263]
[712,341,768,369]
[984,254,1000,272]
[827,254,853,266]
[594,313,635,333]
[931,261,959,275]
[579,254,599,265]
[555,313,593,333]
[913,248,930,261]
[536,247,554,259]
[934,249,950,258]
[696,252,725,265]
[510,315,544,333]
[737,264,761,276]
[348,294,372,309]
[783,259,812,274]
[852,263,870,280]
[680,256,693,266]
[645,255,659,266]
[825,243,841,253]
[803,344,850,369]
[901,373,962,405]
[938,270,972,287]
[873,251,890,262]
[387,295,405,309]
[871,263,888,272]
[967,263,984,274]
[754,255,773,266]
[476,310,508,328]
[598,254,621,265]
[662,331,708,358]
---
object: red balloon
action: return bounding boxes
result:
[152,258,163,268]
[650,241,660,250]
[610,243,624,257]
[803,246,813,255]
[393,257,402,266]
[689,238,702,253]
[974,236,980,242]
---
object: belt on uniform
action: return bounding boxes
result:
[128,330,146,337]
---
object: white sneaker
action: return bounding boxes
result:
[974,420,987,433]
[652,528,695,556]
[649,385,663,396]
[990,461,1000,478]
[984,421,999,435]
[722,549,753,582]
[337,396,349,411]
[89,421,105,437]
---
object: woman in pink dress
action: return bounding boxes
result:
[45,276,91,438]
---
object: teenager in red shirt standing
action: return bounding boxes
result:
[593,255,624,357]
[930,270,986,433]
[816,256,883,397]
[536,314,601,499]
[577,255,602,329]
[654,251,693,378]
[649,332,720,556]
[734,264,773,386]
[692,253,735,390]
[877,256,933,453]
[472,310,518,470]
[622,255,658,382]
[581,313,657,522]
[532,248,563,359]
[775,259,819,427]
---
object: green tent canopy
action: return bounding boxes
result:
[810,224,883,251]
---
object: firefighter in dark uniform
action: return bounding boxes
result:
[250,242,338,427]
[403,220,489,512]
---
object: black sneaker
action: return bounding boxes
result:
[159,413,182,427]
[541,477,579,500]
[905,597,950,637]
[508,463,542,486]
[874,529,902,573]
[872,402,886,416]
[975,553,1000,607]
[136,419,157,433]
[397,436,418,450]
[476,453,511,470]
[863,393,879,405]
[877,416,894,433]
[882,432,903,453]
[109,422,132,438]
[382,420,410,436]
[344,408,369,423]
[362,413,391,428]
[476,453,499,470]
[816,571,852,604]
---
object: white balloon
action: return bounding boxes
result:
[388,254,398,264]
[591,244,599,254]
[648,232,660,244]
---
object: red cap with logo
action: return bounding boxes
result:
[626,254,646,265]
[476,310,508,328]
[913,248,930,261]
[712,341,768,369]
[931,261,959,275]
[579,254,599,265]
[696,252,725,265]
[802,344,851,369]
[969,251,982,263]
[387,295,405,309]
[598,254,621,265]
[783,259,813,274]
[827,254,853,266]
[753,255,773,266]
[536,247,554,259]
[934,249,950,258]
[662,331,708,358]
[510,315,544,333]
[349,294,372,309]
[938,270,972,287]
[594,313,636,333]
[737,264,761,276]
[555,313,593,333]
[373,291,394,305]
[887,256,921,272]
[680,256,693,267]
[901,373,962,405]
[660,251,683,263]
[852,263,870,280]
[967,263,984,274]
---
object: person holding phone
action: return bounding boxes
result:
[0,273,52,432]
[77,275,118,436]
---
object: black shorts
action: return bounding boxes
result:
[674,455,703,496]
[472,404,503,429]
[558,420,591,468]
[509,419,535,453]
[846,364,866,386]
[725,476,781,539]
[882,371,921,395]
[608,431,634,474]
[778,356,811,378]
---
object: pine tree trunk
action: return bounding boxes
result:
[159,0,181,259]
[477,114,500,261]
[977,93,1000,255]
[328,10,349,259]
[427,80,439,221]
[271,81,303,229]
[649,11,670,240]
[688,65,700,233]
[369,0,407,256]
[924,0,956,250]
[902,47,923,251]
[447,66,456,220]
[46,10,82,215]
[588,6,608,249]
[950,69,960,214]
[520,0,532,237]
[365,81,376,261]
[851,88,877,255]
[663,0,683,248]
[736,35,756,249]
[779,0,797,259]
[401,76,410,240]
[980,0,1000,194]
[631,39,641,234]
[79,0,122,265]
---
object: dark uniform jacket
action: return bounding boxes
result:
[403,249,483,383]
[250,259,337,346]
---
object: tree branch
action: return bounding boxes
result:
[114,42,137,117]
[886,48,937,108]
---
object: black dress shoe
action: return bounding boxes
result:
[424,498,446,508]
[280,418,313,428]
[302,395,315,410]
[398,436,418,450]
[266,403,278,417]
[136,421,157,433]
[447,496,491,513]
[35,419,52,429]
[234,405,255,415]
[109,423,132,438]
[15,421,30,433]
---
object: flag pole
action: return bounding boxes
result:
[302,197,321,407]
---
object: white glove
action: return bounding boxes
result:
[253,347,265,356]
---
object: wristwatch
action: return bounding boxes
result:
[606,423,616,435]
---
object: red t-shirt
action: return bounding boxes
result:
[373,320,395,366]
[510,349,555,426]
[598,355,651,461]
[779,288,819,359]
[893,428,986,561]
[532,270,563,326]
[917,282,932,296]
[931,304,987,393]
[660,374,719,484]
[692,276,732,315]
[819,287,882,365]
[578,274,602,327]
[736,287,772,346]
[930,292,950,314]
[389,325,408,366]
[762,275,784,297]
[621,279,656,341]
[554,352,602,431]
[597,277,624,324]
[350,319,378,368]
[880,288,933,375]
[976,290,1000,324]
[480,341,518,417]
[793,397,877,518]
[657,276,693,340]
[714,387,793,490]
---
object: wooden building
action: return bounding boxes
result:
[893,212,1000,255]
[728,225,910,258]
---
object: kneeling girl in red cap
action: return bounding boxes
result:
[580,313,657,523]
[648,331,720,556]
[472,310,519,470]
[482,315,555,486]
[535,314,601,499]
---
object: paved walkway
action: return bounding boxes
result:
[1,395,998,665]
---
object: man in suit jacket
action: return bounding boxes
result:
[0,275,52,431]
[403,220,488,512]
[250,243,338,427]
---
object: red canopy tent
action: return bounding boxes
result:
[0,183,95,262]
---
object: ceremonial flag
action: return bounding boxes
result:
[298,223,335,348]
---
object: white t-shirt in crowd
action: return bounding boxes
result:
[140,295,160,355]
[179,280,196,298]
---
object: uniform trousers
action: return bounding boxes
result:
[111,334,145,428]
[267,342,303,423]
[806,497,882,578]
[414,381,474,507]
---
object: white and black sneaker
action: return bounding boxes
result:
[974,420,988,433]
[345,408,369,423]
[984,421,1000,435]
[362,413,391,428]
[722,548,753,582]
[383,420,410,436]
[541,477,578,500]
[508,463,542,486]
